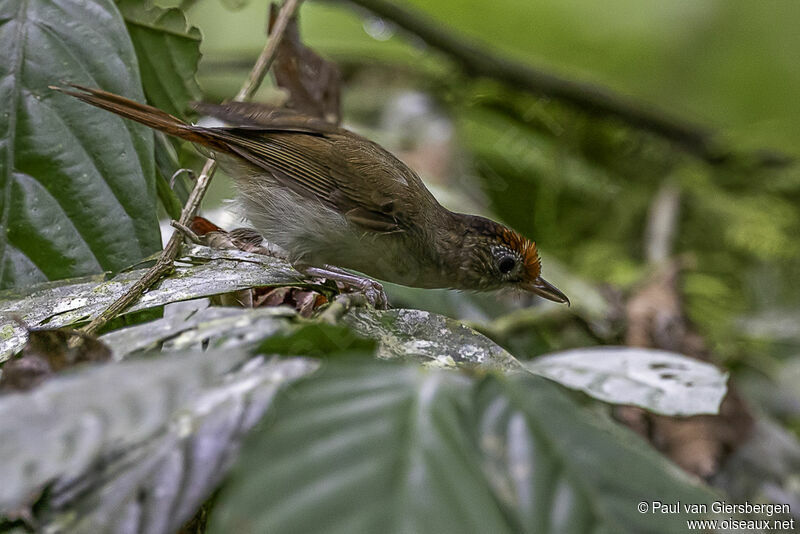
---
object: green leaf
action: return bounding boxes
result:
[118,0,202,120]
[257,322,378,357]
[47,358,314,533]
[0,245,302,360]
[209,360,716,534]
[117,0,203,215]
[343,307,523,371]
[1,264,729,415]
[0,0,161,289]
[101,305,297,357]
[478,374,717,533]
[0,341,314,515]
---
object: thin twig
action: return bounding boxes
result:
[170,220,202,244]
[81,0,303,336]
[340,0,793,167]
[170,167,195,188]
[236,0,300,102]
[645,180,681,264]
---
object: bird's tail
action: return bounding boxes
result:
[49,84,224,149]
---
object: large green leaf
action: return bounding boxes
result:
[0,345,314,530]
[476,374,718,533]
[0,0,160,289]
[210,359,717,534]
[343,307,522,371]
[0,246,728,415]
[118,0,202,119]
[117,0,202,212]
[0,245,303,360]
[101,304,297,356]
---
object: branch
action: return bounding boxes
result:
[645,180,681,264]
[237,0,301,102]
[81,0,302,336]
[340,0,793,167]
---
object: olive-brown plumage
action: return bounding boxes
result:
[51,85,568,304]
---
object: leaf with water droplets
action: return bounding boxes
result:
[0,0,160,289]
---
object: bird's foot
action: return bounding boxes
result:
[301,265,389,310]
[340,277,388,309]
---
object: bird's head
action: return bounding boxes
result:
[455,215,569,304]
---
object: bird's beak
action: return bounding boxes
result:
[521,277,570,305]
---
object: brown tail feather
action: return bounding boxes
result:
[49,84,225,149]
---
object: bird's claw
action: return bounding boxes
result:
[339,277,388,310]
[300,265,389,310]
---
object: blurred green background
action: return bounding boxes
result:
[157,0,800,378]
[186,0,800,152]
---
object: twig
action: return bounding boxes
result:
[645,180,681,264]
[81,0,303,336]
[340,0,793,167]
[170,167,195,188]
[170,220,202,244]
[236,0,300,102]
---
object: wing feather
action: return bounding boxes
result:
[202,125,430,234]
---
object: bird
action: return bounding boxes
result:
[51,84,569,308]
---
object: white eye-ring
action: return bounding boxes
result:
[497,255,516,274]
[491,245,520,276]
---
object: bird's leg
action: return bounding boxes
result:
[300,265,389,310]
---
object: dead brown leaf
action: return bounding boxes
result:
[0,327,112,392]
[269,5,341,124]
[190,218,329,316]
[619,260,753,479]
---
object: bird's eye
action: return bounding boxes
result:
[498,256,516,274]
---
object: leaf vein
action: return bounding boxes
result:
[0,0,30,286]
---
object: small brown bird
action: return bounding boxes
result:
[51,85,568,307]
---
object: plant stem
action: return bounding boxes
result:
[236,0,300,102]
[81,0,303,336]
[645,180,681,265]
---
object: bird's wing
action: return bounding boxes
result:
[192,101,340,134]
[206,126,428,234]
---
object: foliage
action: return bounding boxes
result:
[0,255,728,416]
[2,348,314,532]
[0,0,160,289]
[210,358,714,534]
[118,0,203,210]
[119,0,202,120]
[0,274,721,532]
[1,0,798,532]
